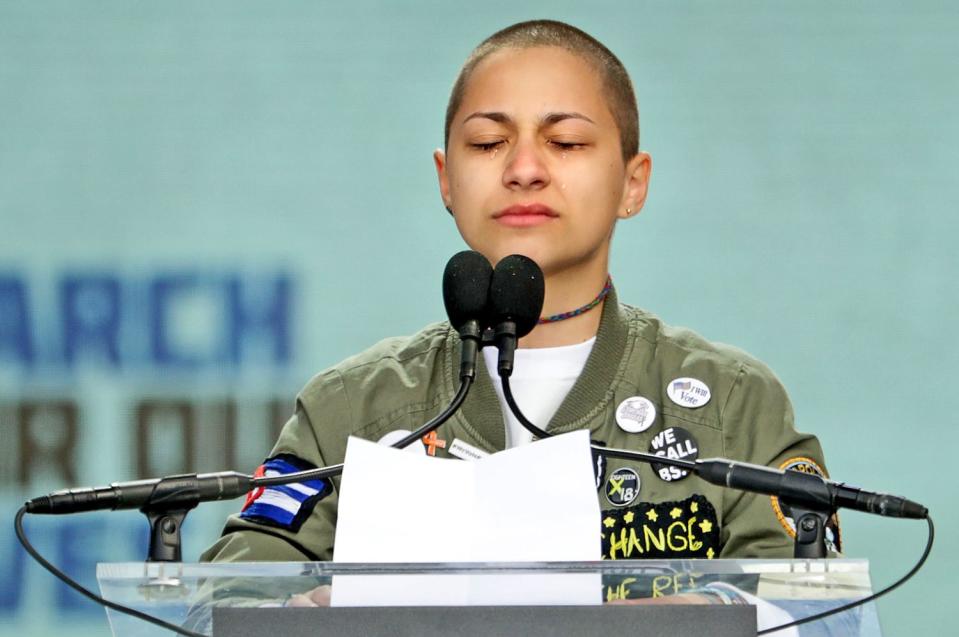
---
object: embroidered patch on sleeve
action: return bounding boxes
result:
[600,494,721,560]
[240,454,330,533]
[770,456,842,553]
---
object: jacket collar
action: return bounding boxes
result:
[448,287,631,452]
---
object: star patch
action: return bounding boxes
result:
[600,494,721,560]
[240,454,330,533]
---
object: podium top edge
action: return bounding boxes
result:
[96,558,871,579]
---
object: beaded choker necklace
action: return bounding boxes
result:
[538,276,613,324]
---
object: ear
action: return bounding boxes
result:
[433,149,453,213]
[617,151,652,219]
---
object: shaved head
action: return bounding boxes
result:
[445,20,640,163]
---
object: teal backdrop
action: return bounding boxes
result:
[1,2,956,635]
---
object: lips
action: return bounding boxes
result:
[493,203,558,227]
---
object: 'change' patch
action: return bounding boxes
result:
[240,454,330,532]
[600,494,721,560]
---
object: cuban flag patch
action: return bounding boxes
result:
[240,454,330,532]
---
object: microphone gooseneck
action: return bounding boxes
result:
[501,374,551,440]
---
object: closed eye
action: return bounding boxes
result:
[548,139,587,151]
[471,141,505,151]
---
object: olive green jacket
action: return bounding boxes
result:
[202,290,831,563]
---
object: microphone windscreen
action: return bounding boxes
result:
[443,250,493,331]
[490,254,545,338]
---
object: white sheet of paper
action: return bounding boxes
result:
[331,430,600,607]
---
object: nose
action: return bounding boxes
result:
[502,137,550,191]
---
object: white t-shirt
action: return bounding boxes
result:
[482,337,596,447]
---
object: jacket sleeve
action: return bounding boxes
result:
[200,371,352,563]
[717,360,837,558]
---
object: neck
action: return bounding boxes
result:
[518,265,609,349]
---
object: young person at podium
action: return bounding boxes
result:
[202,20,839,575]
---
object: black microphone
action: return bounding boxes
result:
[489,254,544,377]
[25,471,252,515]
[600,447,927,520]
[443,250,494,380]
[694,458,927,520]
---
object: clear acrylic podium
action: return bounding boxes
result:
[96,559,882,636]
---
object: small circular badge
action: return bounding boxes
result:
[615,396,657,433]
[649,426,700,482]
[605,468,641,507]
[666,378,711,409]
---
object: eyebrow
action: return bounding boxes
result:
[461,111,595,126]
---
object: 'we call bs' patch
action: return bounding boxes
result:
[241,454,330,532]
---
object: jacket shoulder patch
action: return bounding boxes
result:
[240,454,330,533]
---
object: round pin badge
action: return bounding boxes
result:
[615,396,657,433]
[649,426,700,482]
[605,467,641,506]
[666,377,711,409]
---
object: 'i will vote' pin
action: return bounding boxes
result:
[666,378,711,409]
